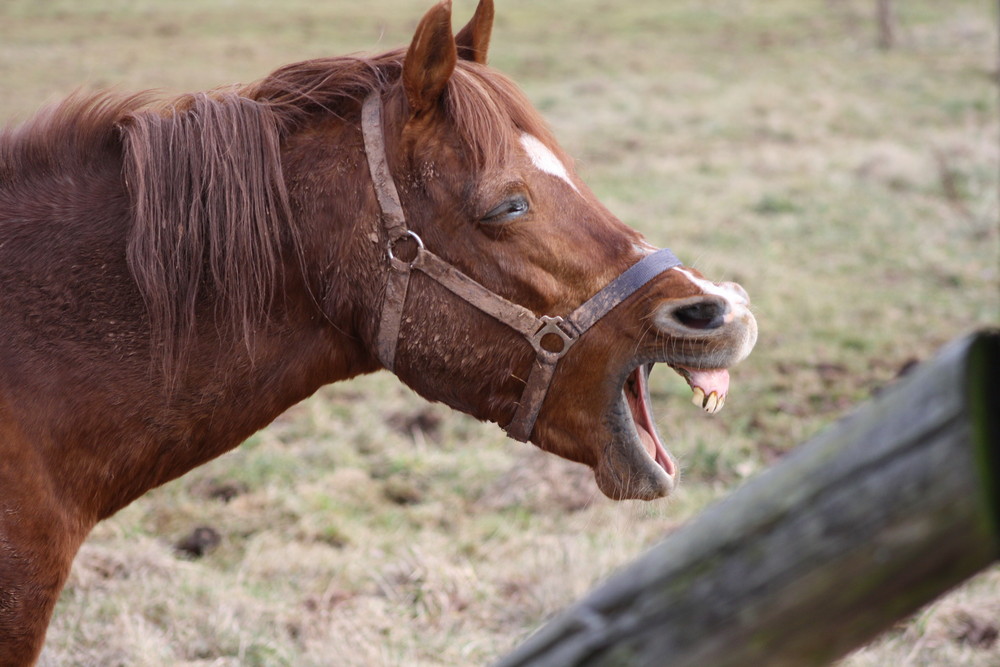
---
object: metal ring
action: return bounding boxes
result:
[387,230,425,262]
[530,315,578,358]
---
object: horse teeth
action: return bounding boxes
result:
[691,387,705,408]
[704,392,719,413]
[717,394,726,411]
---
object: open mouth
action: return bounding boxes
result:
[622,363,732,478]
[624,364,676,477]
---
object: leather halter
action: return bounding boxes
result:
[361,92,682,442]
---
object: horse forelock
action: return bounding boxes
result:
[250,51,557,174]
[443,62,559,174]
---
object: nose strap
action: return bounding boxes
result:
[564,248,682,334]
[361,91,681,443]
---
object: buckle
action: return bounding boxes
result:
[531,316,578,357]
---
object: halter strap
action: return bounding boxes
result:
[361,94,407,241]
[361,92,681,442]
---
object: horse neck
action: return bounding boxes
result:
[0,122,382,523]
[100,110,397,517]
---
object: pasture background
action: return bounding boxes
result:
[1,0,997,664]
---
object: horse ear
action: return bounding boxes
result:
[403,0,458,116]
[455,0,494,64]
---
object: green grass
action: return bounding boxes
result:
[2,0,997,665]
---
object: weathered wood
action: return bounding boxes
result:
[496,330,1000,667]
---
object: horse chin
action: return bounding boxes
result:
[593,364,678,501]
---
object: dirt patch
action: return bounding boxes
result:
[174,525,222,559]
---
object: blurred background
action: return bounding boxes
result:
[2,1,996,665]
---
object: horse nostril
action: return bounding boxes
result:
[672,300,728,330]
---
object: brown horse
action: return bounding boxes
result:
[0,1,756,663]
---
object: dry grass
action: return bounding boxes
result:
[1,0,997,665]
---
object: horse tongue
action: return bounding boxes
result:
[677,367,730,414]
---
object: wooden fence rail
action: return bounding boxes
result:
[496,330,999,667]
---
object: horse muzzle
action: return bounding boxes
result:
[592,278,757,501]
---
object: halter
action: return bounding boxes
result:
[361,92,681,442]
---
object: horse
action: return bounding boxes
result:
[0,1,757,663]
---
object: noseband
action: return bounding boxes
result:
[361,92,681,442]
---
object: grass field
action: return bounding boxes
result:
[2,0,997,665]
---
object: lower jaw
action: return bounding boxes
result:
[594,446,676,501]
[592,374,677,501]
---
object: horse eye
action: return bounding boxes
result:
[481,195,530,225]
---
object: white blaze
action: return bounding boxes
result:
[520,134,579,193]
[673,268,749,309]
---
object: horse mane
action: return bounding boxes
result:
[0,49,558,375]
[121,90,294,372]
[0,92,151,187]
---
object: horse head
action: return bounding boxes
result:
[325,0,757,501]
